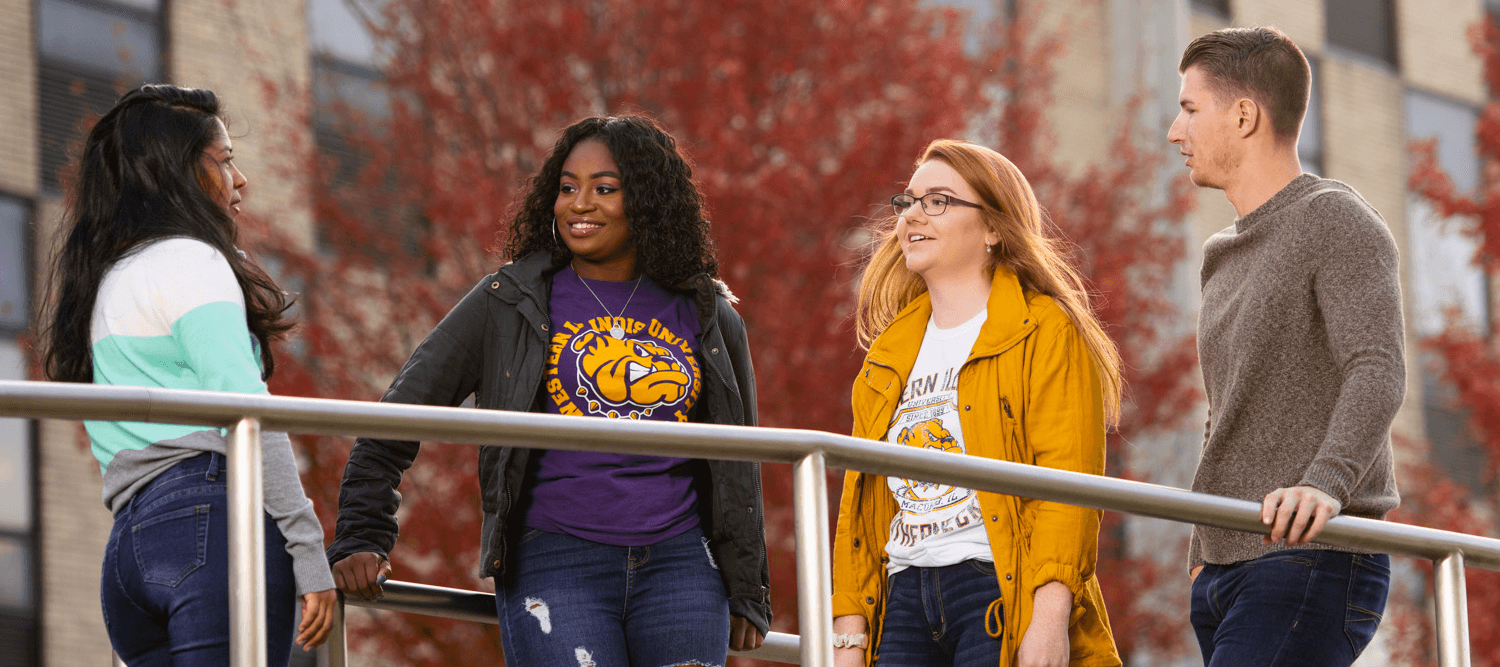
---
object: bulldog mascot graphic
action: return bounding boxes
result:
[570,329,694,419]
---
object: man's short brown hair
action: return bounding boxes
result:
[1180,26,1310,142]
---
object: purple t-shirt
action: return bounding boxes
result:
[523,266,703,545]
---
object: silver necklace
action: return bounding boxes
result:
[576,270,643,339]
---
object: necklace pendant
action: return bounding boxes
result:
[610,324,625,339]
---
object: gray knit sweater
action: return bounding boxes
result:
[1190,174,1404,568]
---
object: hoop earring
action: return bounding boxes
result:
[552,217,561,247]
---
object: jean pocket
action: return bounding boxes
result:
[966,559,997,577]
[132,504,211,586]
[1344,555,1390,657]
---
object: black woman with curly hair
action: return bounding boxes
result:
[328,115,771,665]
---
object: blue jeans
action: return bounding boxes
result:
[874,560,1004,667]
[1191,549,1390,667]
[101,452,298,667]
[496,525,730,666]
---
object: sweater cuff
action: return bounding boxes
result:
[1299,461,1354,505]
[290,541,337,595]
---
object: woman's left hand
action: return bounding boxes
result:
[730,616,764,652]
[1017,581,1071,667]
[297,589,339,651]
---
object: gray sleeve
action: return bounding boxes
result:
[1298,194,1406,503]
[262,429,336,595]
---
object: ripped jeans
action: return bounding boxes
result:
[496,525,730,667]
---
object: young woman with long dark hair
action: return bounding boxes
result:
[328,115,771,666]
[39,84,336,665]
[831,140,1122,667]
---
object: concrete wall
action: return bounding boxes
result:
[0,0,36,197]
[170,0,317,248]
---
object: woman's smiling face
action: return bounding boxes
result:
[555,139,636,279]
[896,159,996,283]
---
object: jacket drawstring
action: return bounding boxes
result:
[985,596,1005,639]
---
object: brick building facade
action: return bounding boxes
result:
[1,0,1492,664]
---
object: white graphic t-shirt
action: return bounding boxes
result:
[885,309,993,574]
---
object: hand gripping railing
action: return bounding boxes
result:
[3,380,1497,667]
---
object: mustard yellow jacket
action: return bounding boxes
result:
[832,267,1120,667]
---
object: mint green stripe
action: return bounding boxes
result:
[86,420,220,473]
[89,300,264,472]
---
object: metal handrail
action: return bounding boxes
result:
[1,380,1491,666]
[335,581,804,664]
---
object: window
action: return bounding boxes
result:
[309,0,391,198]
[1298,57,1323,175]
[1406,91,1486,337]
[309,0,389,134]
[1326,0,1398,68]
[37,0,164,192]
[1405,89,1488,489]
[0,195,35,665]
[0,197,28,333]
[1190,0,1231,17]
[309,0,407,265]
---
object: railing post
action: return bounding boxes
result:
[793,451,833,667]
[228,417,267,667]
[322,593,348,667]
[1434,552,1471,667]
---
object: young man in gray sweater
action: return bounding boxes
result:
[1169,27,1404,667]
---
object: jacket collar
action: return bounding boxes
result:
[864,265,1037,379]
[489,250,734,331]
[490,251,556,308]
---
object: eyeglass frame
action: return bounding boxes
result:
[890,191,986,216]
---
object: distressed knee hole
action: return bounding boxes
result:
[574,646,596,667]
[524,597,552,634]
[701,537,718,570]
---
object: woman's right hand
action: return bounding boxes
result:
[332,552,392,601]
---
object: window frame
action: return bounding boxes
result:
[1324,0,1400,70]
[0,191,37,665]
[1189,0,1231,19]
[34,0,168,193]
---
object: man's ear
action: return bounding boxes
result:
[1236,98,1262,138]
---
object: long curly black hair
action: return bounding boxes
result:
[40,84,293,383]
[503,115,718,288]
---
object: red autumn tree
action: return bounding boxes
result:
[241,0,1201,663]
[1399,14,1500,667]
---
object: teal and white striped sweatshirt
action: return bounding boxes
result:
[87,237,334,595]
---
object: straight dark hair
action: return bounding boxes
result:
[1180,26,1311,142]
[40,84,293,383]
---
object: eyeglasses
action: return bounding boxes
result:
[890,192,984,216]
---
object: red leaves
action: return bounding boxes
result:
[1386,12,1500,667]
[244,0,1207,663]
